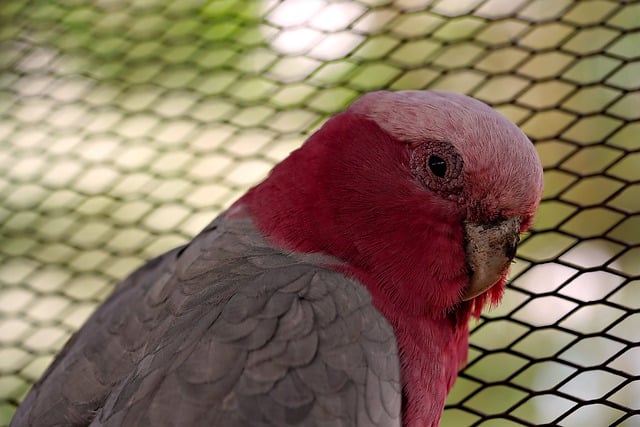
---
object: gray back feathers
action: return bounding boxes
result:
[12,208,401,427]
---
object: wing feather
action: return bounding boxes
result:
[12,211,401,427]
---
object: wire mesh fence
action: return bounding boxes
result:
[0,0,638,425]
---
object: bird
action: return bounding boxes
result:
[11,90,543,427]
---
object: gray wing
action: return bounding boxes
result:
[12,211,401,427]
[11,242,185,427]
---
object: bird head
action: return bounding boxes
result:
[243,90,543,319]
[349,90,543,314]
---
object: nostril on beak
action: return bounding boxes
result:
[505,236,519,260]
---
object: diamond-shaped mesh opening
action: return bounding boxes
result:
[1,0,638,426]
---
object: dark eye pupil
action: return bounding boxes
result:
[428,155,447,178]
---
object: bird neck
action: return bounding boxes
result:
[396,310,471,427]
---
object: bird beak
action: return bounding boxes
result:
[462,217,521,301]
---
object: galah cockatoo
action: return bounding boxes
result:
[11,90,543,427]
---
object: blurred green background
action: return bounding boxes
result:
[1,0,639,425]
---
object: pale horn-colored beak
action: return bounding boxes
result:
[462,217,521,301]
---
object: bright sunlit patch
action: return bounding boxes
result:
[263,0,365,57]
[309,2,366,31]
[270,28,324,55]
[265,0,326,27]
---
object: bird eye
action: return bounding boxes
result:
[428,155,447,178]
[410,141,463,196]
